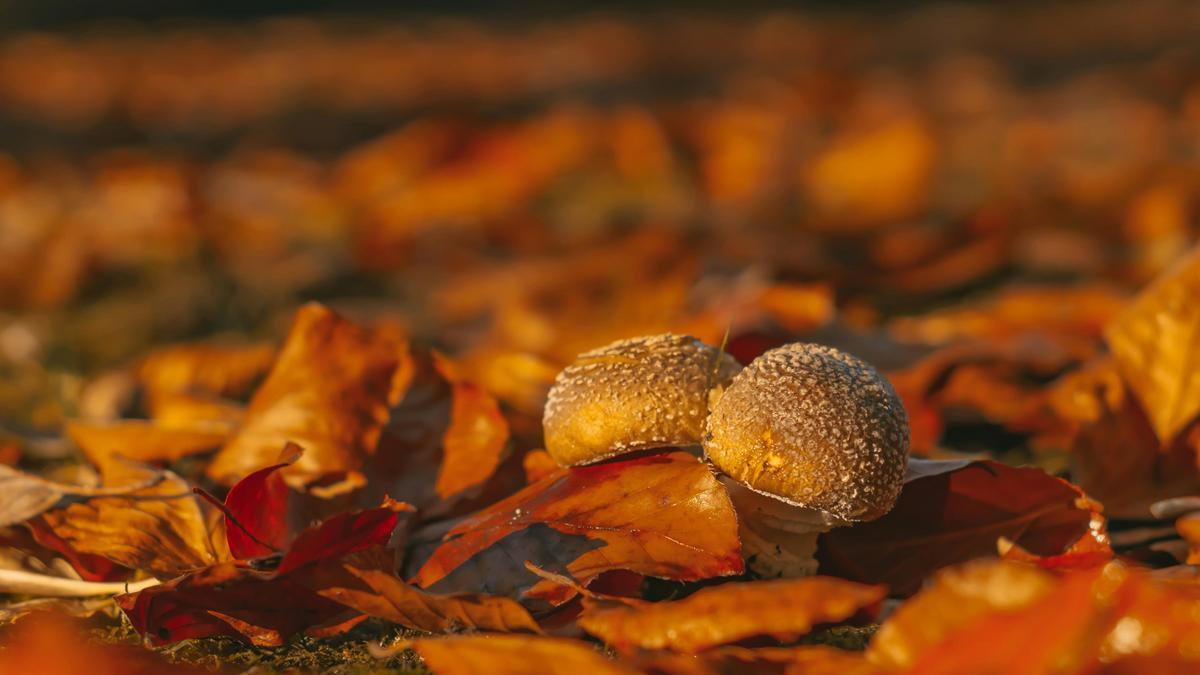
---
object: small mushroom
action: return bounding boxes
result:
[543,334,742,467]
[703,342,909,577]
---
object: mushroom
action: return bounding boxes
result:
[703,342,909,578]
[543,334,742,467]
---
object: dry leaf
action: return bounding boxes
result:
[819,459,1107,596]
[67,419,229,469]
[0,464,162,528]
[206,303,407,483]
[635,646,881,675]
[1105,246,1200,443]
[411,635,636,675]
[411,452,742,606]
[37,469,223,578]
[318,565,541,633]
[576,576,884,653]
[0,611,207,675]
[137,340,277,401]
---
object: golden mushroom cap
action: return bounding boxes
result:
[703,342,908,522]
[542,334,742,467]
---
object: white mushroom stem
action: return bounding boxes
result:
[722,477,843,579]
[0,569,159,597]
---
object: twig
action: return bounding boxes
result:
[0,569,159,597]
[191,487,280,553]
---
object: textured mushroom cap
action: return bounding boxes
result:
[543,334,742,467]
[703,342,908,522]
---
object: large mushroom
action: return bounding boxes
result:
[542,334,742,467]
[703,342,909,578]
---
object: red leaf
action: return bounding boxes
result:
[818,459,1107,596]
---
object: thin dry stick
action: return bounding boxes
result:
[191,487,280,553]
[0,569,159,597]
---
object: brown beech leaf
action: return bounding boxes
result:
[576,577,884,653]
[411,452,742,606]
[37,469,224,578]
[317,565,541,633]
[365,349,511,516]
[206,303,407,483]
[818,459,1107,596]
[67,419,230,469]
[635,646,881,675]
[868,560,1200,674]
[411,635,637,675]
[1105,246,1200,443]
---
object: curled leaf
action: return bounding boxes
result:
[412,635,636,675]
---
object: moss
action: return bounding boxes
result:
[799,624,878,651]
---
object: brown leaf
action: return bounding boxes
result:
[576,577,883,653]
[411,635,637,675]
[1105,245,1200,443]
[411,452,743,606]
[366,349,511,516]
[38,469,224,578]
[318,565,541,633]
[206,303,407,483]
[1050,359,1200,517]
[818,459,1107,596]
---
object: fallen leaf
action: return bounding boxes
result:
[868,560,1200,674]
[118,501,405,645]
[137,340,277,401]
[1105,245,1200,443]
[818,459,1107,596]
[37,469,224,578]
[366,349,511,516]
[67,419,230,469]
[635,646,881,675]
[576,576,884,653]
[411,635,636,675]
[0,464,162,528]
[0,611,208,675]
[318,565,541,633]
[206,303,407,483]
[411,452,742,606]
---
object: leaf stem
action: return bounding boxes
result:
[191,487,281,554]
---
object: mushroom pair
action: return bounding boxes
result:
[542,334,909,578]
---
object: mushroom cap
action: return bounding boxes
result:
[703,342,908,522]
[543,334,742,467]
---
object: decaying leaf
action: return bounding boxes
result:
[0,464,164,528]
[411,635,637,675]
[206,303,408,483]
[318,565,541,633]
[412,452,743,605]
[634,645,881,675]
[576,576,884,653]
[1105,246,1200,443]
[819,459,1108,596]
[138,340,277,402]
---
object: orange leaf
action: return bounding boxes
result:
[137,340,277,401]
[206,303,407,483]
[634,645,882,675]
[67,419,230,469]
[1105,245,1200,443]
[411,452,742,606]
[576,576,883,653]
[318,565,540,633]
[412,635,636,675]
[0,611,207,675]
